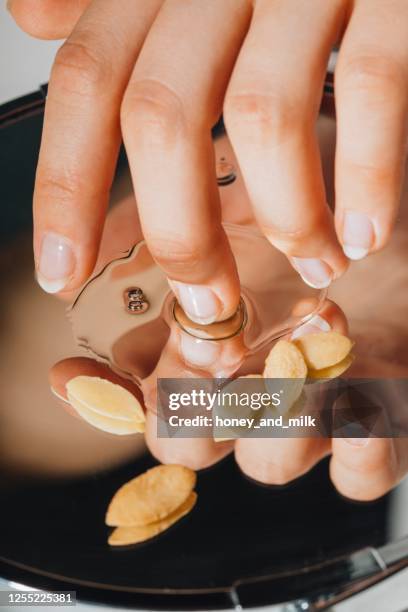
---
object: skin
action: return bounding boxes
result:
[49,191,408,502]
[8,0,408,498]
[8,0,408,302]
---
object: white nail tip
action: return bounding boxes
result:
[291,315,331,340]
[343,245,369,261]
[298,274,331,290]
[36,274,68,294]
[185,312,218,325]
[308,315,331,332]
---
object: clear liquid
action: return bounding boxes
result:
[68,224,325,384]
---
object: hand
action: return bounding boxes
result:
[45,196,407,502]
[50,288,408,502]
[9,0,408,323]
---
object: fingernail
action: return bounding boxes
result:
[342,211,374,261]
[344,437,370,447]
[291,258,333,289]
[180,333,221,367]
[291,315,331,340]
[37,232,75,293]
[170,281,222,324]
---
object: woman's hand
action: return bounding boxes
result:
[42,181,408,502]
[9,0,408,323]
[49,296,408,502]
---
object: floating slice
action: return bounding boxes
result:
[108,492,197,546]
[308,353,355,379]
[263,340,308,413]
[106,464,197,527]
[263,340,308,379]
[66,375,145,422]
[294,332,353,370]
[67,393,145,435]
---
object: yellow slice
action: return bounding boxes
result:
[294,332,353,370]
[263,340,308,379]
[67,394,145,435]
[105,464,197,527]
[108,492,197,546]
[308,353,355,379]
[263,340,307,413]
[66,376,145,422]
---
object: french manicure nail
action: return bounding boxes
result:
[37,232,75,293]
[180,333,221,367]
[291,257,333,289]
[170,281,222,324]
[344,437,370,447]
[291,315,331,339]
[342,211,374,260]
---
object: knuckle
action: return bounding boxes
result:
[121,80,186,139]
[260,216,328,256]
[341,159,399,197]
[155,446,211,471]
[35,169,82,204]
[147,234,216,275]
[332,474,390,502]
[346,444,393,475]
[337,53,406,97]
[237,453,302,486]
[268,463,301,485]
[52,39,111,97]
[224,91,302,141]
[331,441,397,501]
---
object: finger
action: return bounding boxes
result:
[235,298,347,485]
[224,0,349,290]
[330,437,399,501]
[55,194,144,303]
[121,0,252,324]
[335,0,408,260]
[33,0,161,294]
[8,0,91,40]
[179,332,246,378]
[142,325,234,470]
[235,437,331,485]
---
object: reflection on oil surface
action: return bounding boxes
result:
[0,120,407,606]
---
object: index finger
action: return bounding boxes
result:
[121,0,252,324]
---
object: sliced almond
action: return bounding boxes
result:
[108,492,197,546]
[308,353,355,379]
[67,394,145,435]
[294,332,353,370]
[106,464,197,527]
[263,340,308,379]
[263,340,307,413]
[66,376,145,422]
